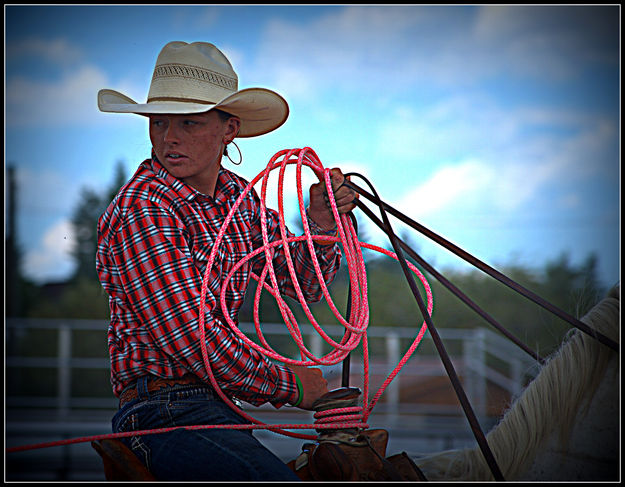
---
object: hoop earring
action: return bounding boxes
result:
[225,141,242,165]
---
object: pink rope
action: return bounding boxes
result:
[7,148,433,453]
[198,147,432,438]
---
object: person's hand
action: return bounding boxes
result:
[308,168,358,234]
[287,365,329,410]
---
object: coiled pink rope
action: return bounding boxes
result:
[198,147,433,439]
[7,147,433,453]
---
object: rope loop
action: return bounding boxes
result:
[197,147,433,438]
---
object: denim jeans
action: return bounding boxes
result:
[112,376,300,481]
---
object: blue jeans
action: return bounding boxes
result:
[112,376,300,481]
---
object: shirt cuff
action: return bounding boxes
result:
[269,364,300,408]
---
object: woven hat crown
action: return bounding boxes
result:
[148,42,239,105]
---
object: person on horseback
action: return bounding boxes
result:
[95,40,357,481]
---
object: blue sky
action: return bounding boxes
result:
[5,5,620,289]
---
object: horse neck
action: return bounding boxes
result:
[519,350,619,480]
[488,292,619,480]
[517,288,620,480]
[415,288,620,481]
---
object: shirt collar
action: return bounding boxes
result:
[149,152,242,205]
[213,167,242,205]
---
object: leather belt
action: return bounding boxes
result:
[119,374,209,408]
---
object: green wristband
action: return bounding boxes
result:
[292,374,304,407]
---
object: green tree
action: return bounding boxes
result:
[69,160,127,282]
[6,165,26,316]
[6,164,43,317]
[540,252,604,319]
[27,277,111,319]
[423,251,606,355]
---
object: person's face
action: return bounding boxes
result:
[149,111,239,194]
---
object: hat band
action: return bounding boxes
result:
[153,63,237,91]
[147,96,216,105]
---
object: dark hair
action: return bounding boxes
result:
[213,108,233,123]
[214,108,239,159]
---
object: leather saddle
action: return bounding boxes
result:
[286,388,427,481]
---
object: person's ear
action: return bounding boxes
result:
[225,116,241,141]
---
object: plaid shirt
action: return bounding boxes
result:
[96,156,341,407]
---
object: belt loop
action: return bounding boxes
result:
[136,375,150,400]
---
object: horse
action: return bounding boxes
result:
[413,284,620,481]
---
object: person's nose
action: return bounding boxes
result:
[163,120,181,144]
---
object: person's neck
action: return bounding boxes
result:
[185,165,221,197]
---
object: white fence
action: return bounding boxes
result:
[6,318,541,480]
[6,318,540,416]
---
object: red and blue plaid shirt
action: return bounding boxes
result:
[96,156,341,407]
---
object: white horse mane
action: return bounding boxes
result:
[415,284,620,481]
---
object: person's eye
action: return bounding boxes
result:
[183,120,199,126]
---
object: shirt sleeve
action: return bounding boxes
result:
[109,200,299,408]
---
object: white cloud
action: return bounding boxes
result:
[171,6,221,30]
[218,44,246,79]
[473,6,618,79]
[15,166,78,215]
[251,5,617,101]
[6,64,117,127]
[250,6,452,97]
[377,90,617,212]
[7,37,84,65]
[393,117,614,221]
[398,158,496,218]
[378,95,520,163]
[6,33,147,128]
[6,64,148,128]
[271,66,316,101]
[22,219,77,284]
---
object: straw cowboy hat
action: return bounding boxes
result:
[98,41,289,137]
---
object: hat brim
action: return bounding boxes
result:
[98,87,289,138]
